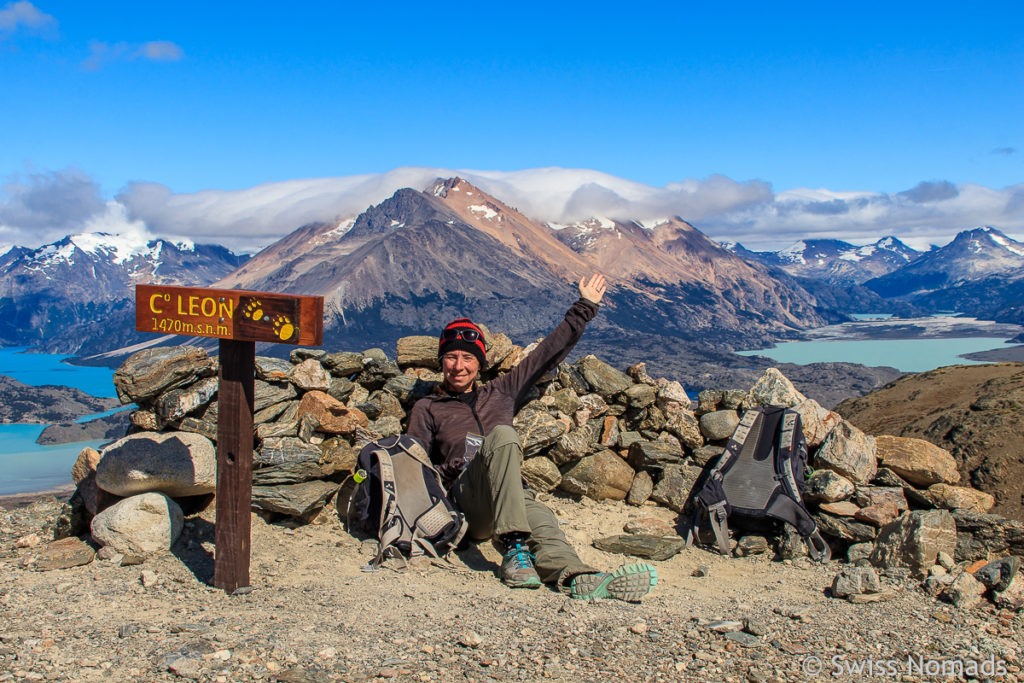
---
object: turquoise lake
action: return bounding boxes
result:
[0,347,117,496]
[736,336,1015,373]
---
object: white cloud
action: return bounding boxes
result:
[82,39,185,70]
[0,1,56,36]
[3,166,1024,255]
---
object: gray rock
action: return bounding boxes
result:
[974,556,1021,592]
[627,440,684,471]
[656,381,689,406]
[853,486,908,512]
[255,437,322,467]
[96,431,217,498]
[626,470,654,506]
[113,346,212,405]
[521,456,561,492]
[559,450,634,501]
[814,421,877,485]
[549,388,583,415]
[942,572,985,609]
[925,484,995,514]
[576,355,632,397]
[661,402,703,450]
[154,376,219,424]
[513,407,568,457]
[992,574,1024,611]
[255,420,298,440]
[952,511,1024,562]
[792,398,842,448]
[251,459,323,485]
[831,567,882,598]
[173,417,218,442]
[618,431,642,451]
[875,435,960,487]
[31,536,96,571]
[691,444,725,466]
[548,426,593,466]
[846,542,874,564]
[328,377,356,402]
[813,512,877,543]
[776,525,809,560]
[557,363,590,395]
[721,390,748,410]
[362,347,388,362]
[804,470,856,504]
[735,535,770,556]
[592,534,685,561]
[254,380,299,412]
[371,416,402,438]
[251,480,339,519]
[747,368,806,408]
[323,351,364,377]
[624,384,657,409]
[255,356,293,381]
[355,359,401,391]
[91,492,184,554]
[287,358,331,392]
[290,348,326,362]
[699,410,740,441]
[869,509,957,577]
[650,464,702,513]
[253,398,293,424]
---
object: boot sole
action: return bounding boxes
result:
[571,563,658,601]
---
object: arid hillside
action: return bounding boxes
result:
[836,363,1024,522]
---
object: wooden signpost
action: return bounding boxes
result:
[135,285,324,593]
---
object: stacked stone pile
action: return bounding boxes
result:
[54,337,1024,610]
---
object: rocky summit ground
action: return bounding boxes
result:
[2,495,1021,683]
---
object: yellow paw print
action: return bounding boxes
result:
[272,314,295,341]
[243,299,264,321]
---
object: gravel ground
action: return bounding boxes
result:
[1,494,1021,682]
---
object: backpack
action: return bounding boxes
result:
[349,435,467,569]
[684,405,831,563]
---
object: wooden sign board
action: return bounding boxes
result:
[135,284,324,346]
[134,284,325,594]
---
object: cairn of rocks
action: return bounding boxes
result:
[50,332,1024,612]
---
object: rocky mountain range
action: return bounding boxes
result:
[725,236,922,285]
[0,234,247,354]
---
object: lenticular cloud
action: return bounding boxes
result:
[4,166,1024,254]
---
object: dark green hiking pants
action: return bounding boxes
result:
[452,425,596,588]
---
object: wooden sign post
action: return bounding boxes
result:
[135,285,323,593]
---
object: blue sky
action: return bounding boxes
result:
[1,1,1022,251]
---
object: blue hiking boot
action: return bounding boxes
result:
[570,562,658,601]
[500,544,542,589]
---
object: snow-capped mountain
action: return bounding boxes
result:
[214,177,834,354]
[865,227,1024,299]
[0,233,247,352]
[726,237,921,285]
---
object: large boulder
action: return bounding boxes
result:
[514,407,568,456]
[90,492,184,554]
[869,509,957,578]
[626,441,684,471]
[699,410,740,442]
[950,511,1024,561]
[814,421,877,485]
[576,356,632,398]
[748,368,806,408]
[96,432,217,497]
[559,450,634,501]
[875,435,960,487]
[804,470,856,503]
[792,398,842,448]
[251,480,339,519]
[113,346,212,404]
[154,376,219,424]
[650,464,702,513]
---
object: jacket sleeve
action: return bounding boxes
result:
[406,399,437,462]
[492,298,598,408]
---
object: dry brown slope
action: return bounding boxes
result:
[835,362,1024,522]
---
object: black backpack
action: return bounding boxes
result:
[350,435,467,569]
[685,405,831,562]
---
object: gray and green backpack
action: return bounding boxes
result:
[350,435,467,569]
[685,405,831,562]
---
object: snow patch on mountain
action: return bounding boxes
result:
[779,241,808,264]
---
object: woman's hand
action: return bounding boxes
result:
[579,273,607,304]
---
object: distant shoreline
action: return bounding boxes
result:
[0,483,75,509]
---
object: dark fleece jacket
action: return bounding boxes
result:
[406,298,598,487]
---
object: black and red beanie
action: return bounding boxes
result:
[438,318,487,367]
